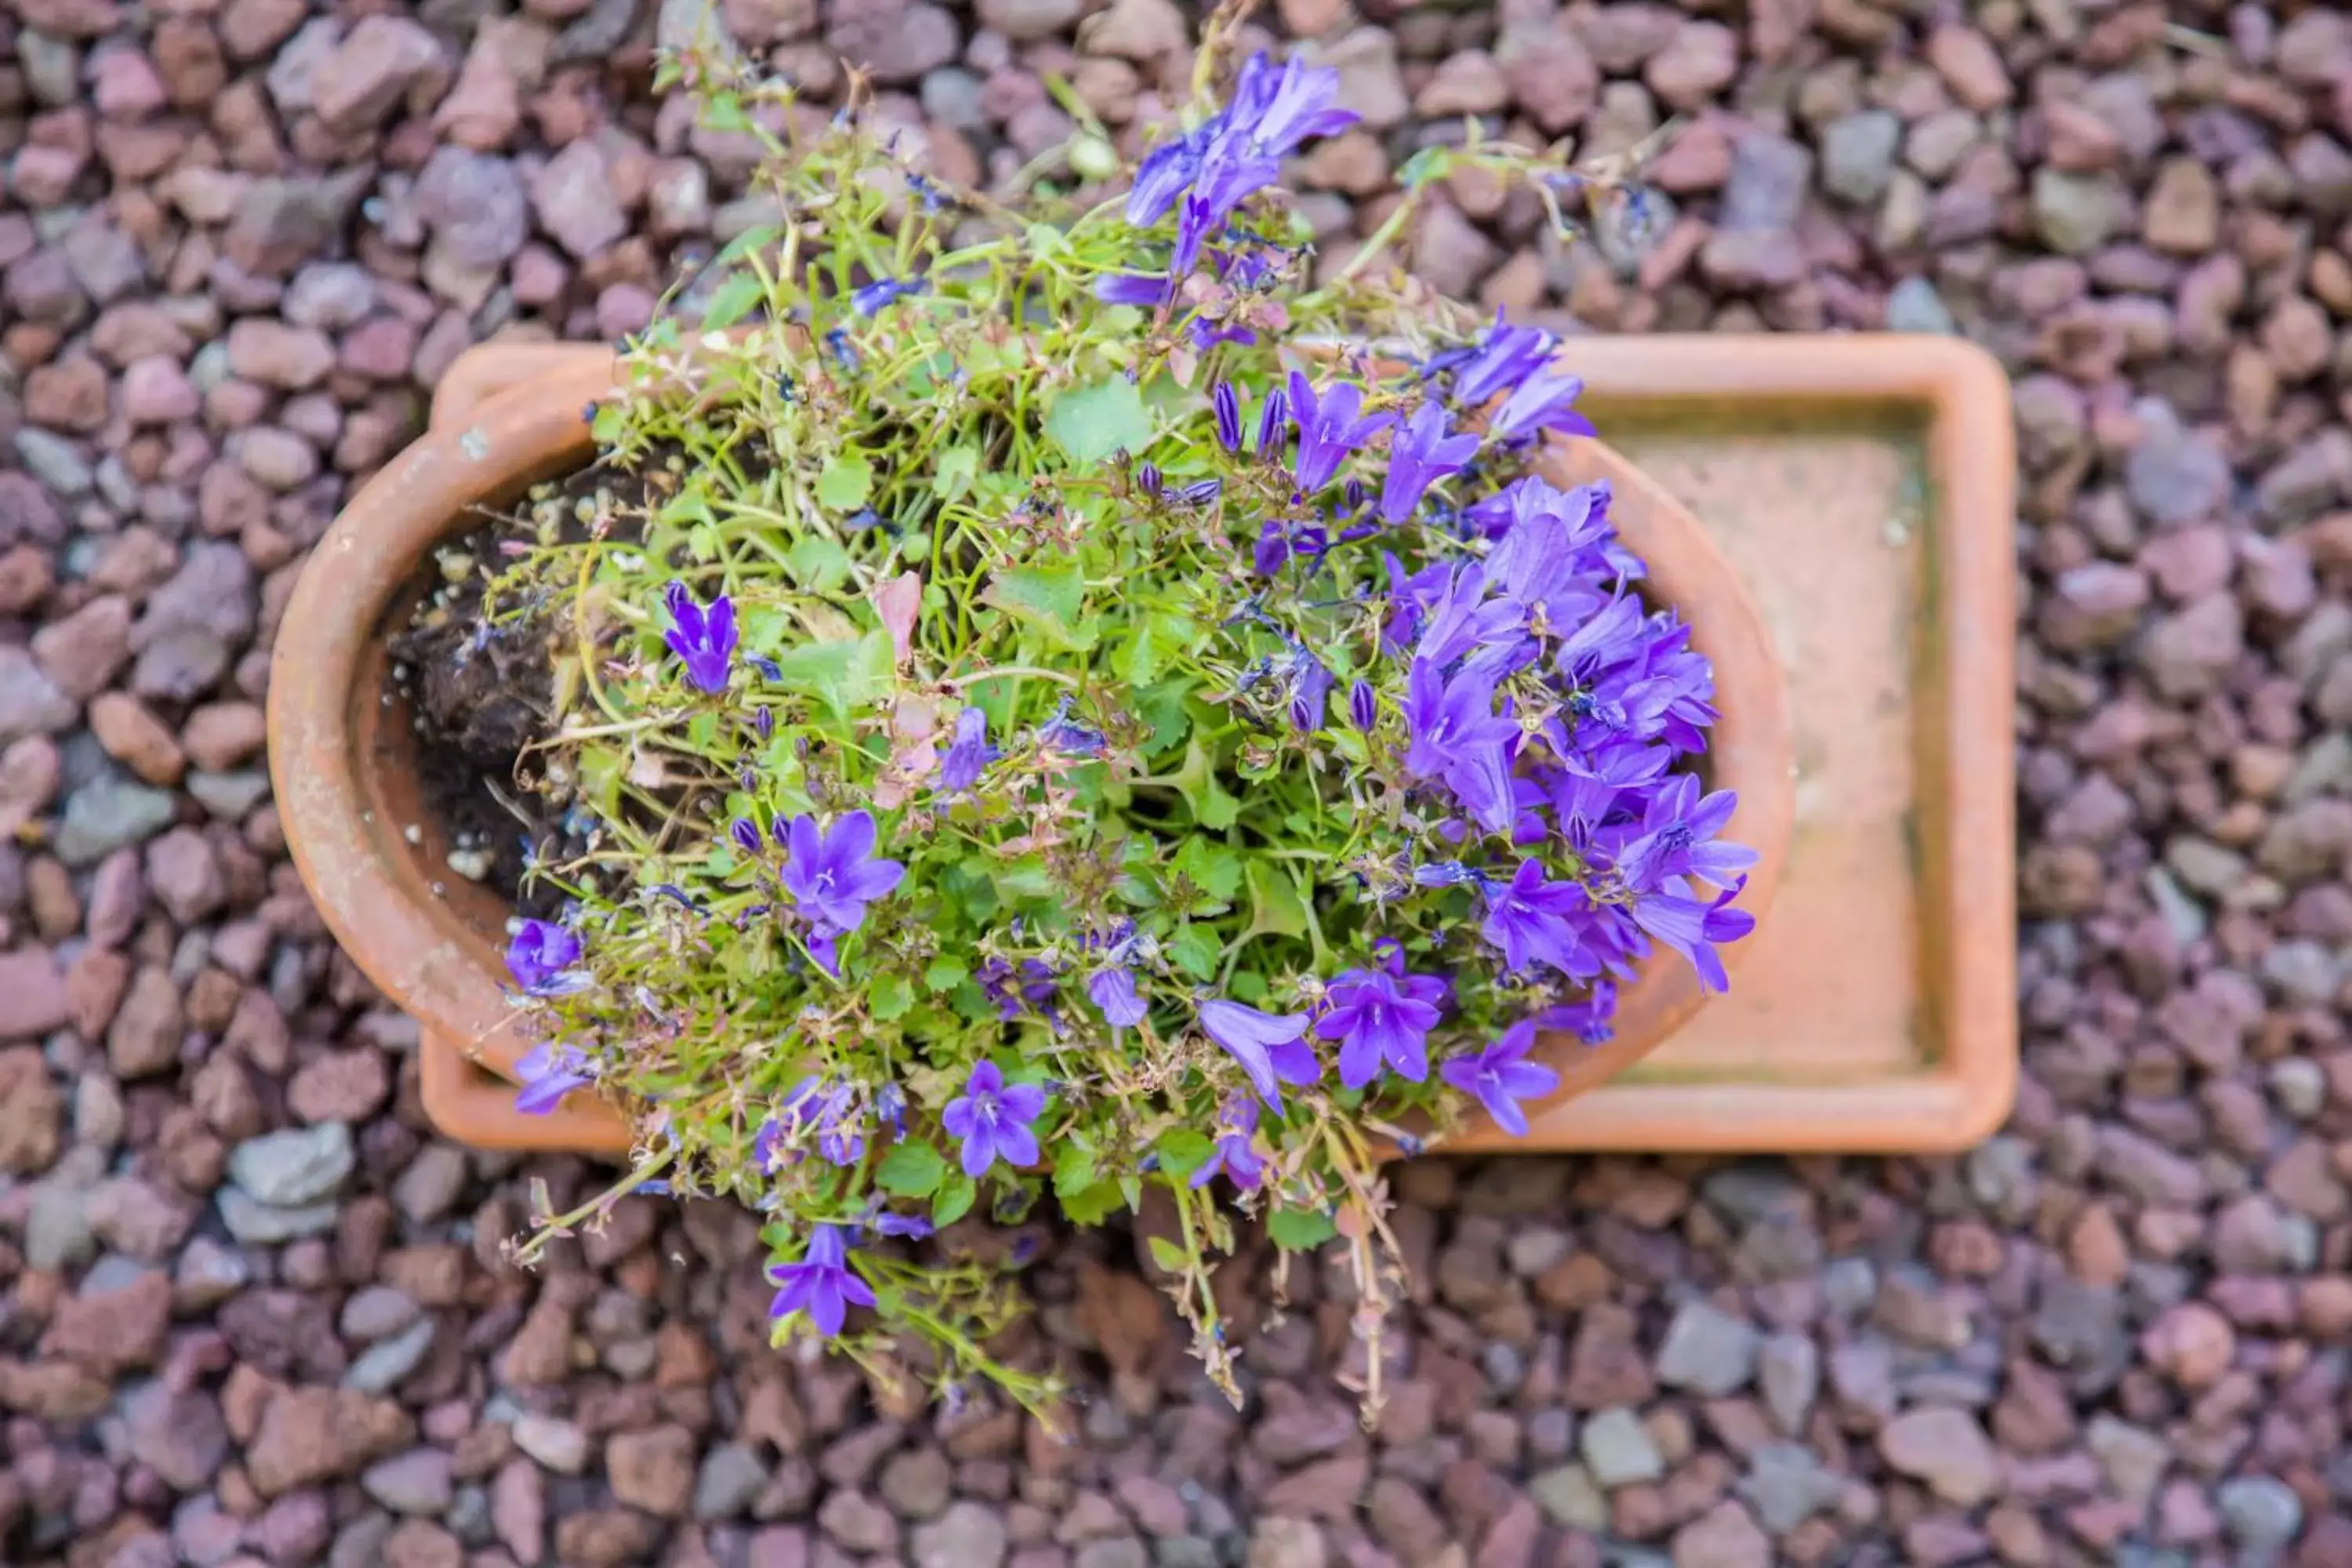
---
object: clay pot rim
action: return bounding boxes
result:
[267,341,1795,1150]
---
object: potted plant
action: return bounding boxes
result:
[269,26,1791,1415]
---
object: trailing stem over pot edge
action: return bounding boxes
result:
[469,2,1751,1418]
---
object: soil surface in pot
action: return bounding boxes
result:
[386,462,633,920]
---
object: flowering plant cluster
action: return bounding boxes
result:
[489,19,1749,1417]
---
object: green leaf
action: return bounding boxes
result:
[869,972,913,1021]
[982,562,1094,652]
[764,630,894,721]
[816,454,873,510]
[877,1142,944,1198]
[578,745,623,819]
[1174,837,1242,906]
[1167,924,1219,980]
[1155,1128,1215,1181]
[1119,610,1204,686]
[1396,144,1452,191]
[1267,1207,1338,1250]
[1045,376,1152,465]
[661,484,716,528]
[787,535,853,594]
[1145,1236,1189,1274]
[924,956,968,993]
[701,272,765,330]
[932,444,980,501]
[932,1172,976,1226]
[1052,1140,1097,1199]
[1243,859,1309,944]
[1165,733,1240,831]
[1136,680,1193,757]
[701,92,750,132]
[706,221,782,276]
[1061,1179,1126,1225]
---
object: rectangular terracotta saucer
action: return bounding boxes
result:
[410,332,2016,1158]
[1447,333,2018,1155]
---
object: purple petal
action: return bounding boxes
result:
[785,815,822,872]
[806,1279,847,1337]
[831,811,877,865]
[942,1098,976,1142]
[994,1123,1040,1169]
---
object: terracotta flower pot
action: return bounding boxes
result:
[267,339,1795,1155]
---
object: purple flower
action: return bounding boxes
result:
[1348,679,1378,732]
[1213,380,1244,452]
[782,1076,868,1166]
[1616,775,1755,891]
[851,276,920,315]
[1193,318,1258,351]
[1222,51,1359,159]
[1256,383,1290,461]
[1171,193,1218,281]
[1401,659,1521,831]
[506,920,589,997]
[514,1041,593,1115]
[1491,368,1595,442]
[1038,697,1109,757]
[1414,564,1522,669]
[1381,554,1453,652]
[766,1225,876,1337]
[940,706,997,793]
[1631,876,1753,994]
[1449,311,1558,408]
[730,816,764,858]
[1487,479,1611,615]
[1287,371,1394,495]
[1439,1020,1562,1137]
[870,1210,934,1240]
[826,327,859,373]
[1551,981,1618,1046]
[663,581,736,694]
[1127,128,1207,225]
[1086,966,1148,1028]
[1372,937,1454,1007]
[1199,998,1320,1112]
[978,957,1061,1025]
[1126,56,1353,233]
[942,1062,1047,1178]
[1380,402,1481,524]
[1192,145,1282,222]
[1253,519,1292,577]
[1188,1098,1265,1190]
[1316,964,1443,1089]
[1094,271,1171,307]
[779,811,905,939]
[1285,645,1334,733]
[1482,859,1588,975]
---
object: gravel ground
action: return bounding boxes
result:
[4,0,2352,1565]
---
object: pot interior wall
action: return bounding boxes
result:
[351,456,589,976]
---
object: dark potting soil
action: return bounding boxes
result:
[387,460,630,924]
